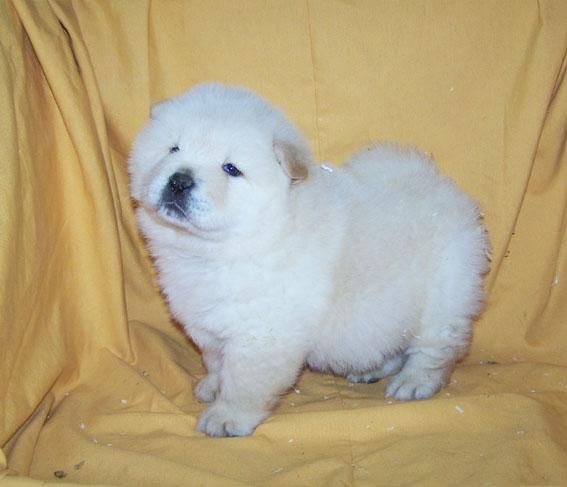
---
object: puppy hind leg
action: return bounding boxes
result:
[384,271,477,400]
[347,354,404,384]
[384,340,462,400]
[385,228,486,401]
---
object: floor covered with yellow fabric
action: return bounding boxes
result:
[1,1,567,485]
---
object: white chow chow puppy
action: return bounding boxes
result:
[129,82,489,437]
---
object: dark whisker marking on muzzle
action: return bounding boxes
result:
[161,200,190,220]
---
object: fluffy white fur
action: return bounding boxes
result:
[129,82,489,437]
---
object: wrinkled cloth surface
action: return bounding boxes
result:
[1,1,566,485]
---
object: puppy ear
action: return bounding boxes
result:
[273,139,310,183]
[150,99,169,119]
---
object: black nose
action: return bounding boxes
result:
[168,171,194,194]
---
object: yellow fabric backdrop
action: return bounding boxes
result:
[1,0,566,485]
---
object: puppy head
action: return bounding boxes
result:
[129,82,313,238]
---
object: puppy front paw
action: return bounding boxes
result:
[194,374,220,403]
[197,401,267,437]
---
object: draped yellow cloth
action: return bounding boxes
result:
[1,1,566,485]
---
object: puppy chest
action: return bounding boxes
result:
[160,262,323,334]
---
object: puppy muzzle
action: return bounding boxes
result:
[159,170,194,220]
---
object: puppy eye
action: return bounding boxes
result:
[169,145,180,154]
[222,163,243,177]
